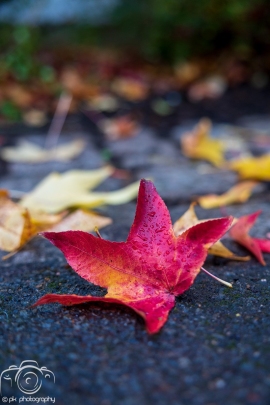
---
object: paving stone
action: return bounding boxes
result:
[136,163,238,203]
[0,106,270,405]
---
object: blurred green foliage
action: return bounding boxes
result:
[0,24,55,82]
[0,0,270,77]
[0,100,21,121]
[111,0,270,62]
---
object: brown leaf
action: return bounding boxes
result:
[111,77,148,101]
[61,68,100,99]
[99,116,139,141]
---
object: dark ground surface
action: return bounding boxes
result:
[1,84,270,405]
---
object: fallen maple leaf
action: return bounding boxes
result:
[188,75,226,101]
[180,118,225,167]
[111,77,148,101]
[98,115,139,141]
[1,139,86,163]
[3,83,33,108]
[23,109,47,127]
[87,94,119,112]
[175,62,201,86]
[33,180,233,334]
[229,211,270,265]
[61,68,100,99]
[47,209,112,233]
[197,181,258,209]
[0,191,112,255]
[229,154,270,181]
[20,167,139,216]
[0,190,35,252]
[173,203,249,261]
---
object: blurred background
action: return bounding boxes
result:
[1,0,270,124]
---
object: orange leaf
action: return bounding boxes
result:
[111,77,148,101]
[99,116,139,141]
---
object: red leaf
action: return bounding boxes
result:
[33,180,233,333]
[229,211,269,265]
[254,238,270,253]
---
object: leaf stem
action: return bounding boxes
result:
[201,267,232,288]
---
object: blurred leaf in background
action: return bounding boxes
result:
[1,0,270,122]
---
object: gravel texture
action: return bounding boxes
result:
[1,90,270,405]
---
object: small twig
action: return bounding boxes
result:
[44,92,73,149]
[201,266,232,288]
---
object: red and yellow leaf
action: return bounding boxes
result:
[173,203,249,261]
[229,211,270,265]
[33,180,233,334]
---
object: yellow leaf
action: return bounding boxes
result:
[1,139,86,163]
[197,181,258,209]
[173,203,249,261]
[30,212,67,227]
[180,118,225,167]
[208,241,249,261]
[229,154,270,181]
[0,191,112,255]
[47,209,112,232]
[20,167,139,215]
[0,190,36,252]
[77,181,140,207]
[173,202,199,234]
